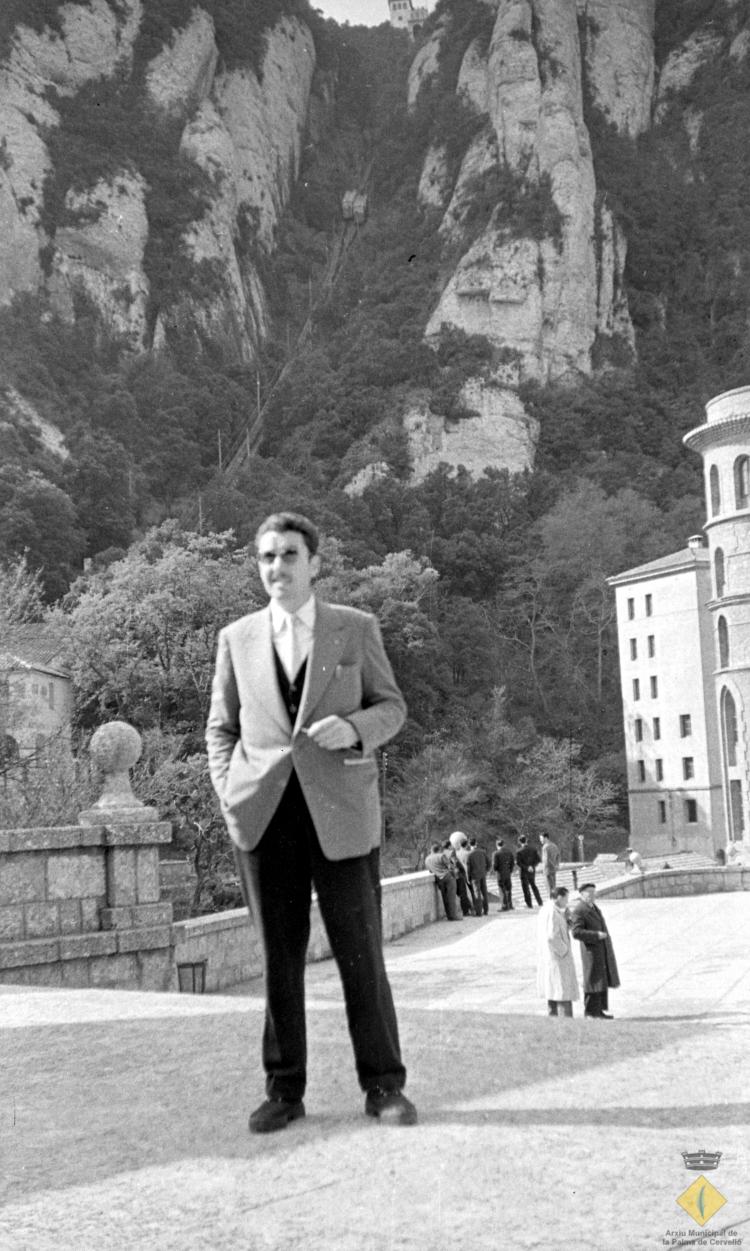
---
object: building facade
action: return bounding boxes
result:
[388,0,428,36]
[608,541,724,856]
[0,627,73,762]
[683,386,750,850]
[609,385,750,859]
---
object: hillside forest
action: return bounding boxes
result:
[2,0,747,907]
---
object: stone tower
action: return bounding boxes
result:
[684,385,750,848]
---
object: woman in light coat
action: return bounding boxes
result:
[536,886,579,1017]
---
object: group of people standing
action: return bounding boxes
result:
[426,830,621,1020]
[424,832,491,920]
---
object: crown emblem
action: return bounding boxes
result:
[681,1149,722,1171]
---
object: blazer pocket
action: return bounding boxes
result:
[332,662,362,708]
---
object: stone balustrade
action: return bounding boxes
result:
[596,865,750,898]
[172,870,440,992]
[0,721,174,991]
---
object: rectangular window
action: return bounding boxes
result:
[634,718,643,743]
[729,779,745,837]
[630,638,637,660]
[683,757,694,780]
[658,800,667,824]
[645,593,653,616]
[637,760,646,782]
[650,675,658,698]
[633,678,640,701]
[685,798,698,824]
[656,759,664,781]
[627,597,635,620]
[680,714,692,737]
[653,717,661,740]
[648,635,655,658]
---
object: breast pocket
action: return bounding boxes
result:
[331,662,362,712]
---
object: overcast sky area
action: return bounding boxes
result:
[314,1,436,27]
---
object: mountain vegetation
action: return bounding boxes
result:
[2,0,748,898]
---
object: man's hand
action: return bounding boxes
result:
[305,716,359,751]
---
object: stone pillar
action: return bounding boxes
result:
[78,721,174,989]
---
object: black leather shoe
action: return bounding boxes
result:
[248,1097,305,1134]
[365,1087,418,1126]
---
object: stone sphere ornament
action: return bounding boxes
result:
[89,720,144,810]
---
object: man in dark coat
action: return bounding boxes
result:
[568,883,621,1018]
[515,836,543,908]
[492,840,515,911]
[467,837,489,916]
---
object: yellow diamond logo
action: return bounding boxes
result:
[676,1175,727,1227]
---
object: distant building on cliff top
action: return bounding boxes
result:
[388,0,428,37]
[608,386,750,863]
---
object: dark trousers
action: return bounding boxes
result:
[435,874,459,920]
[497,874,513,909]
[456,874,474,916]
[584,990,609,1017]
[520,869,543,908]
[233,776,406,1102]
[547,1000,573,1017]
[471,876,489,915]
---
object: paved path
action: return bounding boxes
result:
[1,895,749,1251]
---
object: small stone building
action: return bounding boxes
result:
[0,626,73,761]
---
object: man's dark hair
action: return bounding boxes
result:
[496,840,503,848]
[541,833,549,840]
[551,887,568,900]
[580,882,596,892]
[255,512,319,556]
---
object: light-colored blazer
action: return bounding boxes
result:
[205,599,406,858]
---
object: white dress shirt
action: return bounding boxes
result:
[270,595,315,681]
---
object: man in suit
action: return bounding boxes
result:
[540,832,560,895]
[492,839,515,911]
[515,835,543,908]
[206,511,416,1132]
[425,841,460,920]
[467,836,489,916]
[568,882,620,1018]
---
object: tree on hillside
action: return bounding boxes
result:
[58,523,262,732]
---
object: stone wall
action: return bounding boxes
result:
[0,819,173,990]
[172,871,441,992]
[597,867,750,898]
[0,721,175,990]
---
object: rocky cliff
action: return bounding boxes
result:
[416,0,653,384]
[382,0,656,482]
[0,1,315,359]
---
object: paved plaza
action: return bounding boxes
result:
[1,892,749,1250]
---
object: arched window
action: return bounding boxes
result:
[709,464,720,515]
[715,547,725,598]
[734,455,750,509]
[722,688,738,767]
[718,616,729,668]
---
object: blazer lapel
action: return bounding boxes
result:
[241,609,291,734]
[296,601,348,731]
